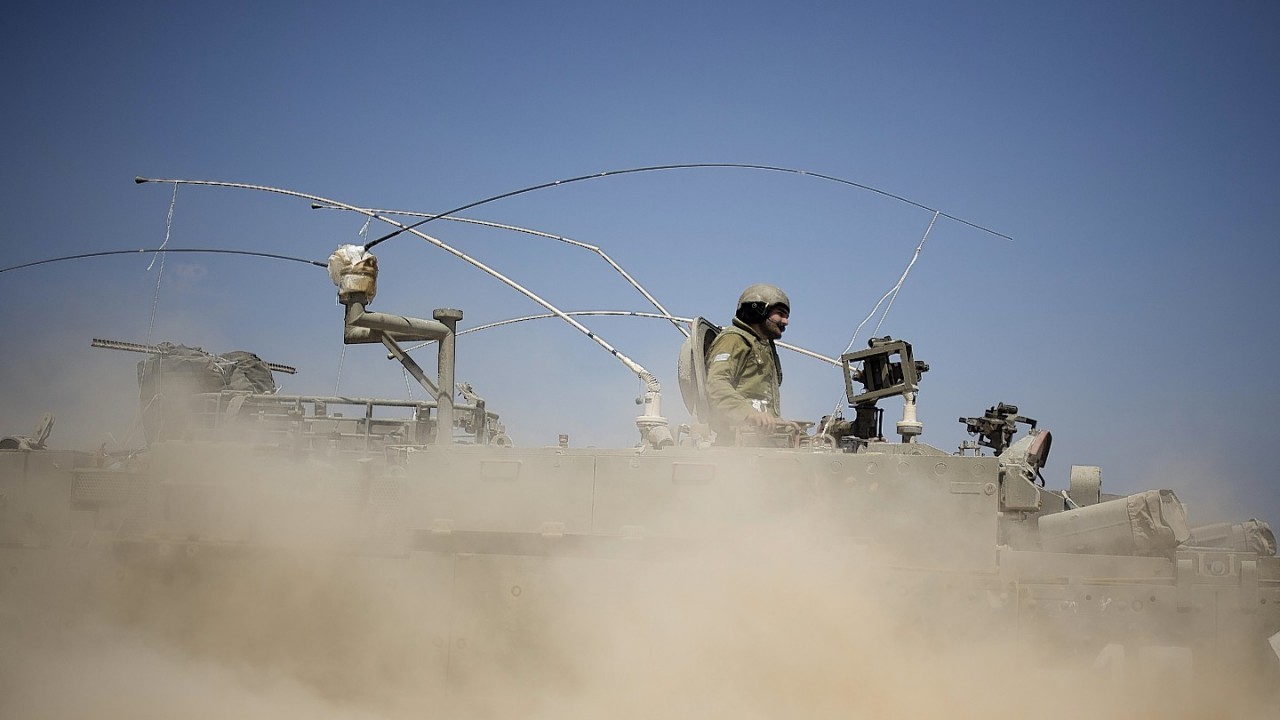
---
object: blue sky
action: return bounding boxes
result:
[1,1,1277,524]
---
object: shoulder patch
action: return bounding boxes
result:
[711,352,731,363]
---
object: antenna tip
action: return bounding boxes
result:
[310,202,323,209]
[134,176,148,184]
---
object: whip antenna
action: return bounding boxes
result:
[0,248,326,275]
[356,163,1013,251]
[137,176,676,448]
[314,203,689,337]
[403,310,839,367]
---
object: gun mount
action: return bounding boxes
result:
[842,336,928,406]
[821,336,931,445]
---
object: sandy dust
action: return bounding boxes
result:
[3,494,1277,720]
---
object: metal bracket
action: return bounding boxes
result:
[1175,557,1196,610]
[1240,559,1259,613]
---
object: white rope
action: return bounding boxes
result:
[871,211,939,339]
[821,212,941,437]
[334,344,347,396]
[840,211,940,356]
[145,183,178,343]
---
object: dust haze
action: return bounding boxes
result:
[3,438,1277,720]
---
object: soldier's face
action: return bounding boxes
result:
[761,307,789,339]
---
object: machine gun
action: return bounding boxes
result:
[959,402,1035,456]
[960,402,1052,488]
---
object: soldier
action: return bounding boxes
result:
[705,284,789,440]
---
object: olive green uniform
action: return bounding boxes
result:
[705,317,782,437]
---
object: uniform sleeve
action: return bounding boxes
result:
[704,333,754,425]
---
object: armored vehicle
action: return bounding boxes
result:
[2,178,1278,719]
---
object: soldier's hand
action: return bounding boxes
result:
[745,410,776,429]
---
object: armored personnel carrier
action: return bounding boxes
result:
[2,180,1278,719]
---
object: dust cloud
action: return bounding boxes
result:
[1,453,1277,720]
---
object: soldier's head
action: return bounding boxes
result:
[736,283,790,340]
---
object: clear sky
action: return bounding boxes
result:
[1,1,1277,525]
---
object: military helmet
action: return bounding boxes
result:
[737,283,790,313]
